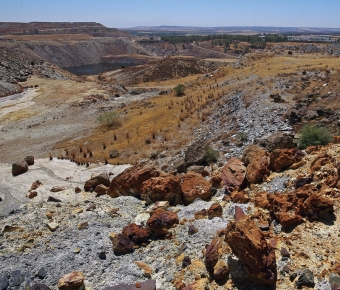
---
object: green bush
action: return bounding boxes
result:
[237,132,248,142]
[97,111,121,128]
[204,145,219,164]
[174,84,185,96]
[298,124,332,149]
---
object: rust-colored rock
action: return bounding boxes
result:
[213,259,229,280]
[109,233,134,254]
[31,180,42,190]
[225,216,277,285]
[94,184,108,196]
[208,203,222,219]
[107,166,160,198]
[333,136,340,144]
[210,174,222,188]
[122,223,150,244]
[194,208,208,220]
[242,145,270,184]
[140,174,182,205]
[24,155,34,165]
[147,208,179,235]
[181,172,211,205]
[255,186,334,227]
[205,237,222,273]
[231,190,250,203]
[84,173,110,192]
[27,191,38,199]
[310,153,331,173]
[269,148,298,172]
[234,206,247,221]
[221,157,246,193]
[58,271,84,290]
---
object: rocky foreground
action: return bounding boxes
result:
[1,136,340,290]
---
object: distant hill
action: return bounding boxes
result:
[125,25,340,35]
[0,22,129,37]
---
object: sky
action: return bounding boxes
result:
[1,0,340,28]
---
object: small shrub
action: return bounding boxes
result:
[237,132,248,142]
[298,124,332,149]
[174,84,185,96]
[97,111,121,128]
[204,145,219,164]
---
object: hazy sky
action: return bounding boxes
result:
[1,0,339,28]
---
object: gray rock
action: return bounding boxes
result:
[37,267,47,279]
[295,269,315,288]
[0,275,8,290]
[10,270,24,287]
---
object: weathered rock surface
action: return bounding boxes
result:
[184,139,208,167]
[122,223,150,244]
[269,148,301,172]
[146,208,179,235]
[205,237,221,273]
[108,166,160,198]
[221,157,246,193]
[109,233,134,254]
[140,174,182,205]
[12,160,28,176]
[181,172,212,205]
[225,210,277,285]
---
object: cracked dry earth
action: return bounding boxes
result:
[1,142,340,290]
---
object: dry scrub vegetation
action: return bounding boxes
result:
[46,50,340,165]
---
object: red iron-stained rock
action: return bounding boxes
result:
[146,208,179,236]
[221,157,246,193]
[181,172,211,205]
[122,223,150,244]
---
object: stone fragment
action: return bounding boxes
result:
[77,222,88,230]
[109,150,119,158]
[329,274,340,290]
[31,180,42,190]
[74,187,81,193]
[295,269,314,288]
[205,238,221,273]
[295,176,313,188]
[12,160,28,176]
[37,267,47,279]
[84,173,110,192]
[45,212,53,219]
[208,203,222,219]
[109,233,134,254]
[182,256,191,268]
[108,166,160,198]
[194,208,208,220]
[140,174,182,205]
[47,196,61,202]
[255,132,296,151]
[24,156,35,165]
[134,261,152,278]
[3,225,23,232]
[50,186,67,192]
[182,278,209,290]
[145,201,169,213]
[147,208,179,235]
[46,222,59,232]
[181,172,211,205]
[10,270,24,287]
[242,145,270,184]
[27,191,38,199]
[122,223,150,244]
[225,215,277,285]
[86,204,96,211]
[71,208,83,215]
[188,225,198,235]
[280,248,290,258]
[31,284,51,290]
[184,139,208,167]
[221,157,246,193]
[103,279,156,290]
[213,259,229,280]
[0,275,8,290]
[230,190,249,203]
[58,271,84,290]
[94,184,108,196]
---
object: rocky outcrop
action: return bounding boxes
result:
[255,185,334,227]
[84,173,110,192]
[12,160,28,176]
[146,208,179,236]
[181,172,212,205]
[225,209,277,286]
[221,157,246,193]
[140,174,182,205]
[242,145,270,183]
[107,166,160,198]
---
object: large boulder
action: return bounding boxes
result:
[255,132,296,152]
[147,208,179,236]
[242,145,270,184]
[181,172,212,205]
[221,157,246,193]
[84,173,110,192]
[107,166,160,198]
[140,174,182,205]
[225,209,277,286]
[184,139,208,167]
[12,161,28,176]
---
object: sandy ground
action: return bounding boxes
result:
[0,158,130,216]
